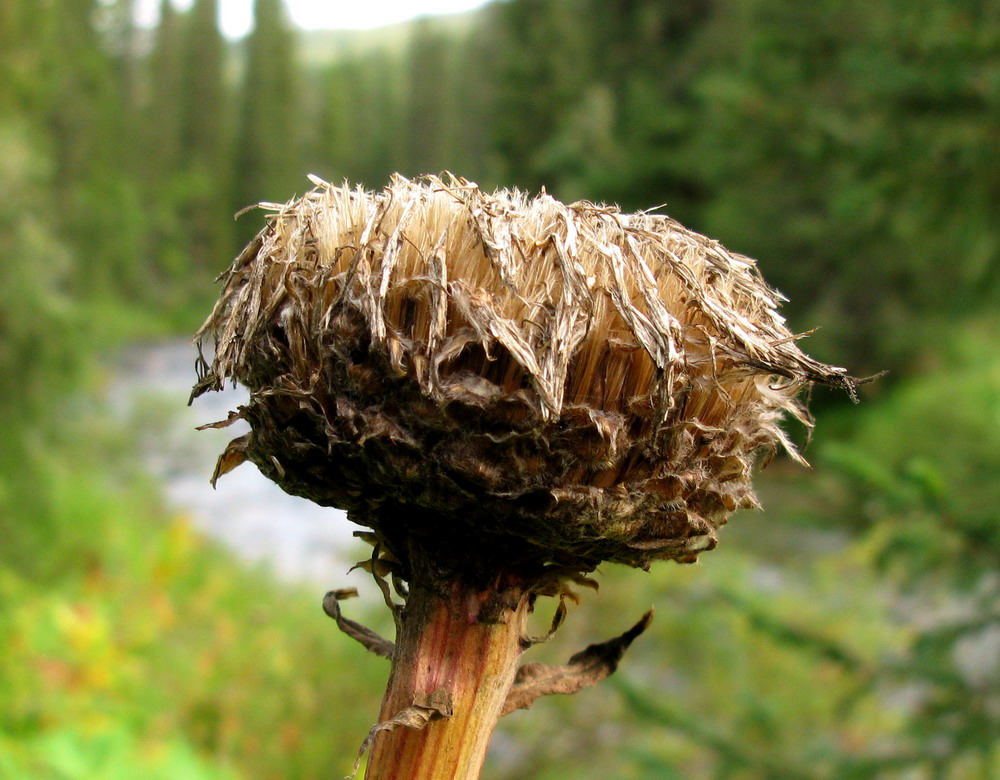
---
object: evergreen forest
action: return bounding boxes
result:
[1,0,998,777]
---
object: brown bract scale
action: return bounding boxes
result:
[192,173,854,585]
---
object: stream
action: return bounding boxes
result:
[107,339,368,585]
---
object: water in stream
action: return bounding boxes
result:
[107,339,368,585]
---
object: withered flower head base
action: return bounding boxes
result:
[192,174,856,778]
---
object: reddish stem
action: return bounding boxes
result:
[364,578,528,780]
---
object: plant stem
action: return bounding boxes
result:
[364,576,528,780]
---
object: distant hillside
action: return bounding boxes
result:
[297,9,483,66]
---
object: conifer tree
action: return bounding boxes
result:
[490,0,591,193]
[182,0,225,162]
[146,2,184,182]
[234,0,300,237]
[42,0,144,297]
[315,59,354,180]
[140,0,188,283]
[449,8,504,186]
[322,51,406,188]
[181,0,232,271]
[0,0,92,427]
[402,18,455,176]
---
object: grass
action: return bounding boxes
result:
[0,401,388,780]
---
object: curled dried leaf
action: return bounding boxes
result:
[503,608,653,716]
[350,689,454,778]
[195,410,245,430]
[321,590,394,660]
[520,596,568,649]
[210,435,249,488]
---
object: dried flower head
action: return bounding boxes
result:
[192,174,854,584]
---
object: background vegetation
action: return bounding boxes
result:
[1,0,997,777]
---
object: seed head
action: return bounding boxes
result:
[192,174,854,583]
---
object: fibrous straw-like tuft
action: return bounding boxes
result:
[192,174,855,583]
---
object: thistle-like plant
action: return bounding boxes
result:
[192,174,857,779]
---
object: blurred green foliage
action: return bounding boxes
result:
[0,728,238,780]
[0,415,387,778]
[1,0,998,777]
[823,322,1000,575]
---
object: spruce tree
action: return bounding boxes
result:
[315,59,354,181]
[42,0,145,298]
[234,0,300,239]
[140,0,189,285]
[146,0,184,182]
[450,8,504,186]
[402,18,455,176]
[181,0,232,272]
[323,50,406,188]
[490,0,591,192]
[182,0,226,163]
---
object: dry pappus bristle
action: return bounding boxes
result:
[192,173,855,581]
